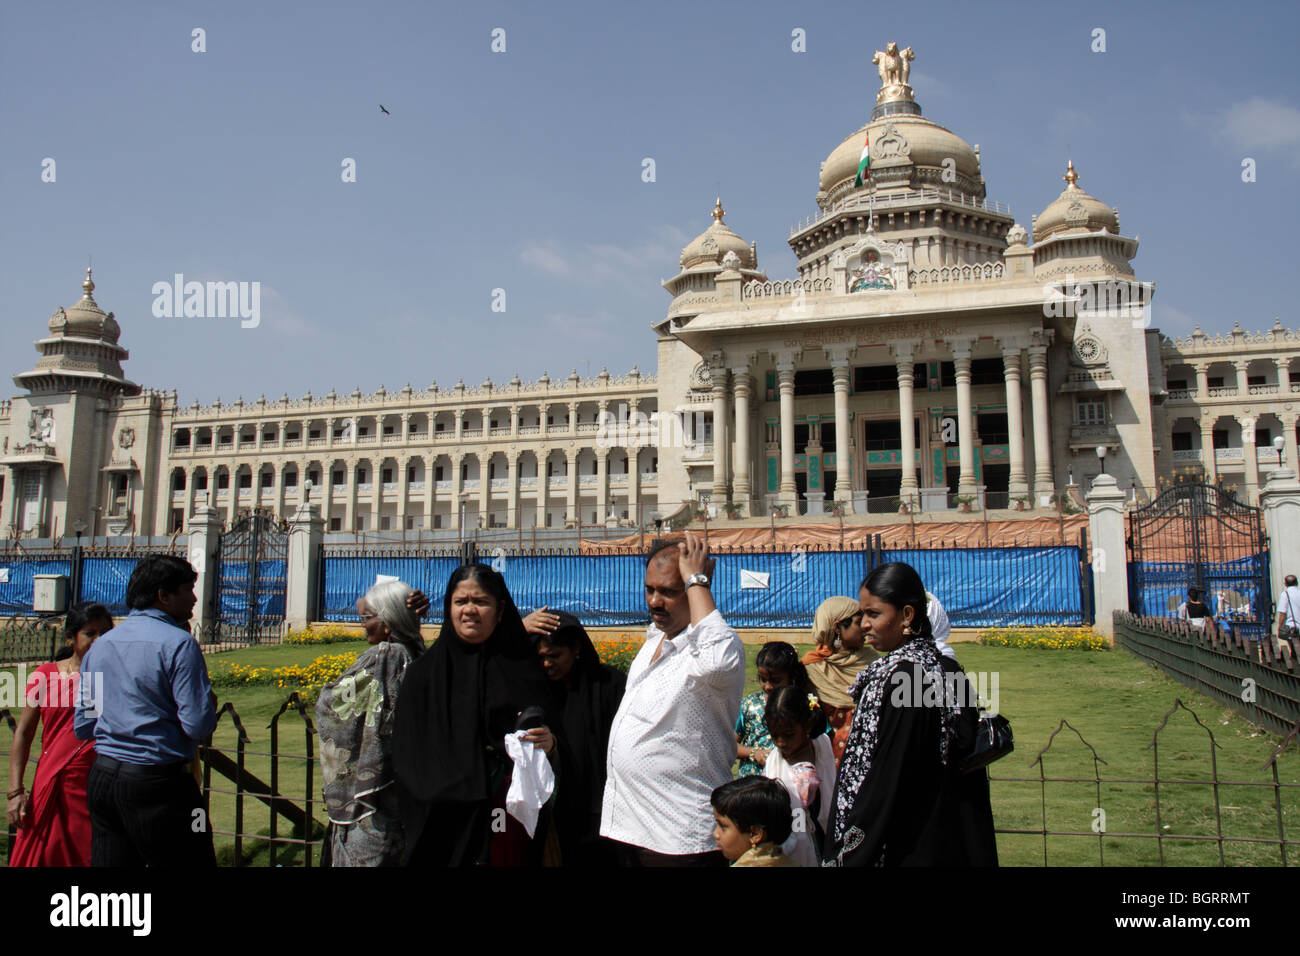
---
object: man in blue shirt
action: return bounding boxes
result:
[75,554,218,866]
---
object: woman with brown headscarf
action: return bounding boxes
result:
[802,596,877,764]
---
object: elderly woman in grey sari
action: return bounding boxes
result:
[316,578,425,866]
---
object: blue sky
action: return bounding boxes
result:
[3,0,1297,403]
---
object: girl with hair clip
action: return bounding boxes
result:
[734,641,826,776]
[825,562,997,867]
[8,603,112,867]
[316,578,425,866]
[763,685,836,866]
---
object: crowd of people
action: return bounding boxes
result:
[7,534,1001,868]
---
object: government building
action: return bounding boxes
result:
[3,43,1298,540]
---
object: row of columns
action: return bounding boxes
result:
[181,446,651,532]
[1195,412,1300,498]
[185,399,647,453]
[707,338,1057,514]
[1191,358,1293,398]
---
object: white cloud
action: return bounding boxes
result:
[520,225,689,285]
[1221,97,1300,150]
[520,242,572,277]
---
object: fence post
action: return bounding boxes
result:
[187,506,224,639]
[1086,474,1127,639]
[1261,469,1300,620]
[286,503,324,631]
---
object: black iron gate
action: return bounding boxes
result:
[214,509,289,644]
[1127,480,1271,638]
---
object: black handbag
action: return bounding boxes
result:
[962,713,1013,774]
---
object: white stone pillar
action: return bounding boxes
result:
[832,360,852,508]
[186,505,224,639]
[896,345,918,503]
[1003,346,1028,496]
[711,367,730,504]
[952,340,977,496]
[424,454,437,531]
[1277,359,1292,395]
[777,362,797,509]
[732,367,752,516]
[1200,417,1218,482]
[1195,362,1209,401]
[397,454,410,530]
[478,453,490,524]
[1283,414,1299,481]
[1086,473,1128,639]
[507,452,519,529]
[1261,469,1300,613]
[1234,360,1250,396]
[286,502,324,631]
[628,446,640,525]
[345,460,358,531]
[1029,344,1055,503]
[449,454,463,530]
[596,449,609,521]
[565,449,578,525]
[1241,416,1260,503]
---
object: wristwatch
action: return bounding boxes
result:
[685,573,710,589]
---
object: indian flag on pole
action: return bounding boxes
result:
[854,132,870,186]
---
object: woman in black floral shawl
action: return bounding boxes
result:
[823,562,997,867]
[316,579,425,866]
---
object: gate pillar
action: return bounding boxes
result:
[187,505,224,639]
[286,503,324,631]
[1261,468,1300,614]
[1087,473,1127,639]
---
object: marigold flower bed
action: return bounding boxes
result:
[977,626,1108,651]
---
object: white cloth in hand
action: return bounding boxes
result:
[503,730,555,838]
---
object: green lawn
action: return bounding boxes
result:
[4,637,1297,866]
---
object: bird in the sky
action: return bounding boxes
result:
[379,104,390,114]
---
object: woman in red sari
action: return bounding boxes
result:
[7,603,112,867]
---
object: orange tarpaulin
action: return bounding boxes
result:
[580,514,1090,552]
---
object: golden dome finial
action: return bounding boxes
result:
[711,196,725,223]
[82,267,95,296]
[1064,159,1079,189]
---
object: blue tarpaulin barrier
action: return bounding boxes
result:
[322,547,1086,629]
[79,557,140,616]
[0,558,73,614]
[217,560,287,620]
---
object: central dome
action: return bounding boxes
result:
[819,113,983,205]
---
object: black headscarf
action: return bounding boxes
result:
[535,611,626,863]
[393,563,553,865]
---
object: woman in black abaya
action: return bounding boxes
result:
[525,609,625,866]
[393,563,555,866]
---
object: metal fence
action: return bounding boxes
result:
[6,691,1295,867]
[988,699,1300,866]
[0,617,64,666]
[1114,611,1300,734]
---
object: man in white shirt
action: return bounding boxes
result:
[601,531,745,865]
[1277,574,1300,640]
[927,591,955,660]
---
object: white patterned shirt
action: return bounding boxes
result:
[600,608,745,855]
